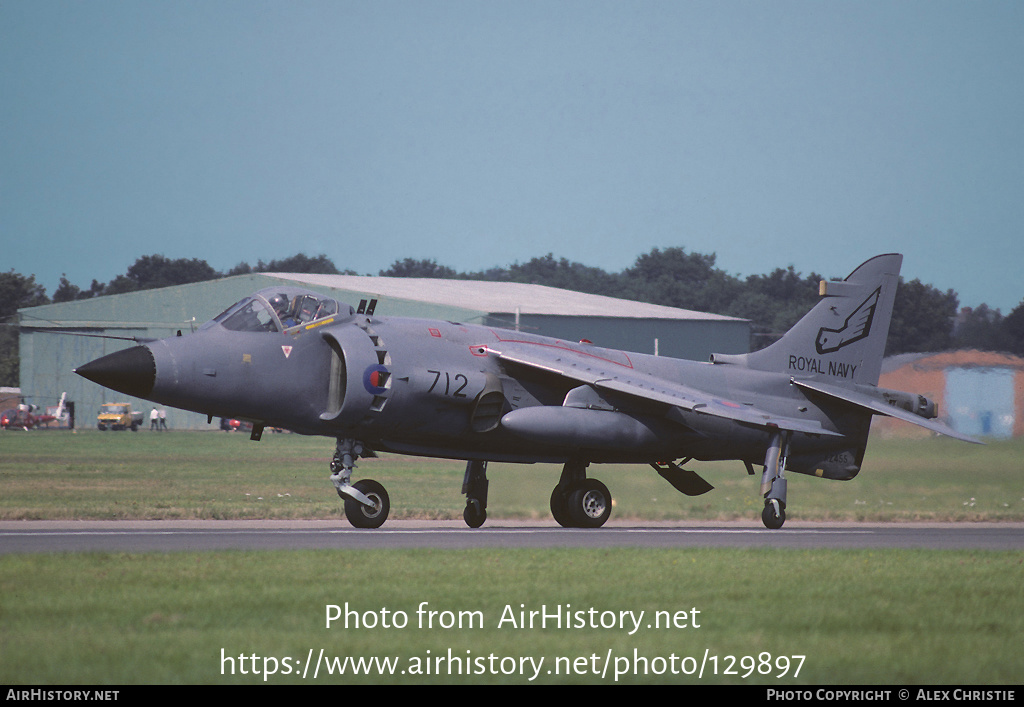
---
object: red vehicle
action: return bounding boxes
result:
[220,417,253,432]
[2,406,52,430]
[1,394,67,430]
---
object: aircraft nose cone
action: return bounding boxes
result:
[75,346,156,398]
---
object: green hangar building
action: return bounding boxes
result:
[17,274,750,430]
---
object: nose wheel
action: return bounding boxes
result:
[331,438,391,529]
[343,479,391,529]
[337,480,390,529]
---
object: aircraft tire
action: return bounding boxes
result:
[550,487,574,527]
[344,479,390,529]
[566,479,612,529]
[761,500,785,530]
[463,500,486,528]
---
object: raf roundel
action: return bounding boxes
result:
[363,365,390,395]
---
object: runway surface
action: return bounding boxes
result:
[1,520,1021,554]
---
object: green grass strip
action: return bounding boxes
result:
[2,548,1021,684]
[2,431,1022,522]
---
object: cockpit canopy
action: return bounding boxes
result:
[205,287,353,334]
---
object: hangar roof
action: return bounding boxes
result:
[268,274,744,322]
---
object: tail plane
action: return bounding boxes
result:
[739,253,903,386]
[713,253,980,444]
[704,256,903,525]
[708,253,901,385]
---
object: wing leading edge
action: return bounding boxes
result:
[485,342,843,438]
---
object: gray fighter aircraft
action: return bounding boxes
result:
[75,253,978,530]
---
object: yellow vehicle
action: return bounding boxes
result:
[97,403,144,431]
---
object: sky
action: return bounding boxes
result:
[3,0,1022,312]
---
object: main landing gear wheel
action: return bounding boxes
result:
[343,479,390,529]
[550,487,572,527]
[550,477,612,528]
[568,479,612,528]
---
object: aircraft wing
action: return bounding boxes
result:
[792,378,983,444]
[485,341,843,438]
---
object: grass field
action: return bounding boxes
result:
[2,429,1022,685]
[1,429,1022,522]
[3,547,1022,685]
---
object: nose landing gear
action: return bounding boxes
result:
[331,438,391,528]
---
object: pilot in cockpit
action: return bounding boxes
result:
[268,294,298,328]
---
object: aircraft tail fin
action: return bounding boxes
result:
[712,254,902,387]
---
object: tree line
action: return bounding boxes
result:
[379,251,1024,356]
[3,249,1023,387]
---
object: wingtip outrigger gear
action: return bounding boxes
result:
[462,460,489,528]
[759,428,791,529]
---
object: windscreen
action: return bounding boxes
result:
[204,288,349,333]
[214,297,280,332]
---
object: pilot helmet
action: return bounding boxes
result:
[267,293,291,315]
